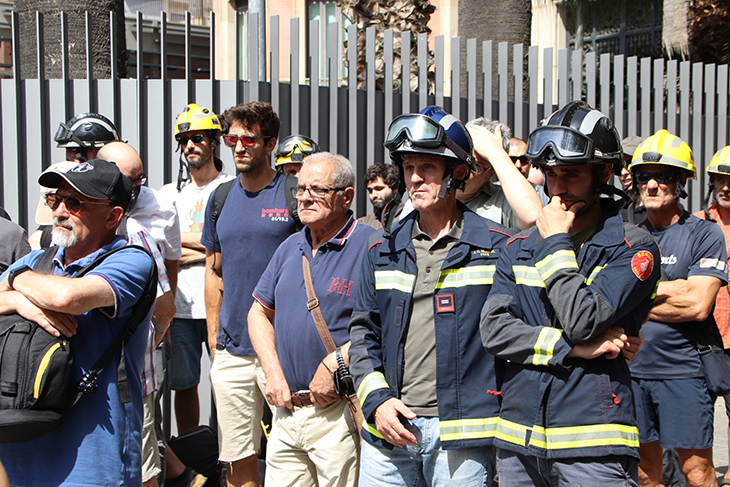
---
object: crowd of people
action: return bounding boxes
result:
[0,97,729,487]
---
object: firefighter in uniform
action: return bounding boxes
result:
[481,101,661,486]
[348,106,513,486]
[628,130,727,487]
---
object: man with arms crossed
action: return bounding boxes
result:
[628,130,727,487]
[481,102,660,486]
[0,160,154,486]
[202,101,298,487]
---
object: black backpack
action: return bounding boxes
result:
[0,245,157,443]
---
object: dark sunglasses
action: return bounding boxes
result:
[176,134,207,145]
[131,174,147,188]
[45,194,112,215]
[510,155,529,165]
[223,134,268,148]
[633,171,681,185]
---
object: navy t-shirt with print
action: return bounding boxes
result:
[630,212,728,379]
[201,172,298,356]
[253,216,374,392]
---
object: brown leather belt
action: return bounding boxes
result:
[291,391,313,407]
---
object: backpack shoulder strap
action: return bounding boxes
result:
[73,245,158,404]
[210,179,235,250]
[33,247,60,274]
[284,174,303,231]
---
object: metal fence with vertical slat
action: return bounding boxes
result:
[2,10,730,229]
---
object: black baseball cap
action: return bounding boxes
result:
[38,159,132,210]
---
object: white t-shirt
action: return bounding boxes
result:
[129,186,182,261]
[158,172,234,319]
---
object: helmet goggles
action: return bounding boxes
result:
[527,126,618,162]
[385,113,471,162]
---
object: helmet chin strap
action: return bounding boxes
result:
[437,166,466,199]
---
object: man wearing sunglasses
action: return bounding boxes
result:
[349,106,513,486]
[628,130,727,487]
[0,159,155,487]
[481,101,660,486]
[202,101,299,487]
[455,118,545,231]
[157,103,234,436]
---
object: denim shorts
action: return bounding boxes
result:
[632,377,714,449]
[168,318,209,391]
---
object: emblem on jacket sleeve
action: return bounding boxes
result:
[631,250,654,281]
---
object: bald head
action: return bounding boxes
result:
[97,141,144,181]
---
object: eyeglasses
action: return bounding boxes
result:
[45,194,112,215]
[510,155,529,165]
[131,174,147,188]
[291,185,347,199]
[176,134,206,145]
[223,134,268,148]
[633,171,681,185]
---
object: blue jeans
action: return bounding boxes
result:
[497,449,639,487]
[358,416,495,486]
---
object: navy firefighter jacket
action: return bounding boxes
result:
[348,206,513,450]
[481,199,661,460]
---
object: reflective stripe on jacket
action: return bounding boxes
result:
[349,207,513,450]
[481,200,660,460]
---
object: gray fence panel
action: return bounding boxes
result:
[366,26,375,167]
[705,64,716,173]
[499,42,507,125]
[719,65,728,148]
[667,60,678,135]
[329,21,339,154]
[483,41,492,120]
[680,61,691,142]
[691,62,703,210]
[120,79,139,153]
[402,31,410,115]
[1,80,20,219]
[25,79,44,228]
[451,36,460,119]
[309,19,318,141]
[600,53,610,115]
[586,52,595,107]
[614,55,624,138]
[435,35,444,108]
[271,15,280,115]
[291,18,300,134]
[544,47,553,115]
[421,33,429,111]
[72,81,91,117]
[653,59,663,133]
[48,81,67,164]
[146,80,166,190]
[217,79,238,171]
[557,48,568,107]
[641,57,651,135]
[627,57,637,137]
[468,38,477,122]
[528,45,538,133]
[514,44,523,138]
[384,29,394,163]
[347,24,357,162]
[572,49,581,102]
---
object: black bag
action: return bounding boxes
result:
[168,425,223,487]
[0,245,157,443]
[694,316,730,396]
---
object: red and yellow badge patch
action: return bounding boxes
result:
[631,250,654,281]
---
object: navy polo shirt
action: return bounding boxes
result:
[253,215,374,392]
[631,212,728,379]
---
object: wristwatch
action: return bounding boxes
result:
[7,265,32,290]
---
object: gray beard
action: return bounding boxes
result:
[52,219,78,248]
